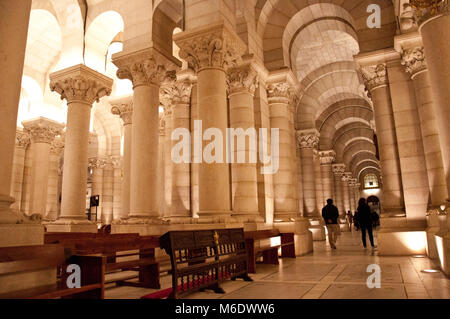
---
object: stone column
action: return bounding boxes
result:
[161,77,192,224]
[49,64,112,232]
[113,48,176,224]
[313,150,325,211]
[21,118,64,218]
[46,137,64,221]
[355,183,362,202]
[348,179,357,213]
[387,58,429,226]
[175,24,245,222]
[102,159,114,224]
[296,129,319,217]
[319,150,336,202]
[88,157,105,222]
[401,47,448,208]
[110,95,133,219]
[341,172,352,214]
[0,0,33,229]
[361,64,405,215]
[10,131,30,212]
[161,97,173,219]
[332,164,345,217]
[412,3,450,203]
[227,61,262,222]
[111,157,122,221]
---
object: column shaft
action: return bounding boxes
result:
[420,13,450,199]
[0,0,32,222]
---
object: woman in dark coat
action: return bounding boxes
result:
[354,198,377,249]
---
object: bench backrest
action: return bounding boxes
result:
[44,232,140,244]
[159,228,248,298]
[0,244,66,276]
[63,236,160,255]
[244,229,281,240]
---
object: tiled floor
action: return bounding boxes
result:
[105,231,450,299]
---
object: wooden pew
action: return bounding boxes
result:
[0,244,104,299]
[244,229,295,273]
[158,228,252,299]
[44,232,140,244]
[64,235,161,289]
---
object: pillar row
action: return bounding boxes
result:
[319,150,336,203]
[332,164,345,217]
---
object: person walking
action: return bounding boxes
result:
[322,199,340,249]
[354,198,377,250]
[346,210,353,231]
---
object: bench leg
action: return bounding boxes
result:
[262,248,279,265]
[245,239,256,274]
[139,263,160,289]
[281,233,296,258]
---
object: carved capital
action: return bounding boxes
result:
[174,23,246,73]
[15,130,30,149]
[267,82,293,103]
[50,136,65,155]
[88,157,106,169]
[332,164,346,176]
[410,0,449,26]
[319,150,336,165]
[113,48,177,88]
[161,80,193,105]
[348,178,358,187]
[401,47,427,77]
[111,95,133,125]
[342,172,353,182]
[22,118,64,144]
[227,64,259,96]
[360,64,388,92]
[296,129,320,149]
[50,64,113,105]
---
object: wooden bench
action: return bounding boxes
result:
[158,228,252,299]
[60,235,161,289]
[244,229,295,273]
[0,244,104,299]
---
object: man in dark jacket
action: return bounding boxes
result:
[322,199,340,249]
[354,198,377,249]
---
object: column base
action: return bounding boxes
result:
[45,218,98,233]
[377,226,427,256]
[274,218,313,256]
[426,210,441,259]
[231,213,265,223]
[0,223,45,247]
[308,218,326,241]
[434,231,450,277]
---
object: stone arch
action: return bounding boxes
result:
[152,0,182,58]
[85,11,124,73]
[337,139,376,163]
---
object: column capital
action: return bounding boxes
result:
[174,23,246,73]
[342,172,353,182]
[360,63,388,92]
[88,157,106,169]
[50,64,113,105]
[332,163,346,176]
[113,47,178,88]
[15,130,30,149]
[50,136,65,155]
[410,0,450,27]
[348,178,358,187]
[110,95,133,125]
[22,117,64,144]
[401,46,427,78]
[296,129,320,149]
[227,62,259,96]
[161,79,193,105]
[319,150,336,165]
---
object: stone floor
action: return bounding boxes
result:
[105,231,450,299]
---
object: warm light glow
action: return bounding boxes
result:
[397,232,427,253]
[435,235,445,271]
[362,188,380,196]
